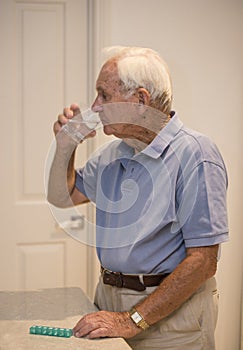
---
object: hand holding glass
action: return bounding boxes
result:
[62,108,102,143]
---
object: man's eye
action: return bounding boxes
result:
[102,93,108,100]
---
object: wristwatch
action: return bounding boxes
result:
[129,308,149,330]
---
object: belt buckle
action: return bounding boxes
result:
[102,269,124,288]
[102,269,113,286]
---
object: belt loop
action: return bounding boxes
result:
[138,274,144,285]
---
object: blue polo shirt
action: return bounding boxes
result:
[75,112,229,274]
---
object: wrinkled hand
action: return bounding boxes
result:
[54,103,96,147]
[54,103,79,135]
[73,310,142,339]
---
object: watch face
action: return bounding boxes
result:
[132,311,143,323]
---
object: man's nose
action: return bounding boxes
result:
[91,98,103,113]
[91,104,103,113]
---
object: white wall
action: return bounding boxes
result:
[95,0,243,348]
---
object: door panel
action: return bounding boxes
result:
[16,1,65,198]
[0,0,93,294]
[17,242,65,289]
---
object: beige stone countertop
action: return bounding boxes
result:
[0,287,131,350]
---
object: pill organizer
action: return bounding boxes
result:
[29,325,73,338]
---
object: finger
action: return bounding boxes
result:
[73,317,92,337]
[72,318,83,334]
[70,103,81,116]
[58,113,69,125]
[53,114,68,136]
[63,107,74,119]
[74,322,98,338]
[87,327,110,339]
[53,121,61,135]
[83,129,96,140]
[73,313,103,338]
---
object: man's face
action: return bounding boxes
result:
[92,59,139,138]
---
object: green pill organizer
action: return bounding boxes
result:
[29,325,73,338]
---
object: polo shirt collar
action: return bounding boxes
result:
[141,112,183,159]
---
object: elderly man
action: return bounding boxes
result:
[48,46,228,350]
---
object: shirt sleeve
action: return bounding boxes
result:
[75,156,99,203]
[177,161,229,247]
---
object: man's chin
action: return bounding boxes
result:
[103,125,115,135]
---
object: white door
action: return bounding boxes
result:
[0,0,97,296]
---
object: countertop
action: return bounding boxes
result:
[0,287,131,349]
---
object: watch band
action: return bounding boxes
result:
[129,308,150,330]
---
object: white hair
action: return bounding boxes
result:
[102,46,173,114]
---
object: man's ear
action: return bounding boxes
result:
[138,88,150,105]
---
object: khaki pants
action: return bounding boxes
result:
[94,276,218,350]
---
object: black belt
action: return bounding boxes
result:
[101,266,169,292]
